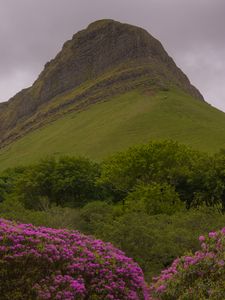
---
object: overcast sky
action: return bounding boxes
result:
[0,0,224,111]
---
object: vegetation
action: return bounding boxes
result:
[124,183,184,215]
[150,228,225,299]
[0,219,149,299]
[12,156,101,209]
[1,140,225,284]
[1,19,225,298]
[1,88,225,171]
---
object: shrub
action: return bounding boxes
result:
[150,227,225,299]
[78,201,114,234]
[125,183,183,215]
[0,219,149,300]
[0,199,79,229]
[94,208,225,280]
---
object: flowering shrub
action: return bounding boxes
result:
[150,228,225,299]
[0,219,149,300]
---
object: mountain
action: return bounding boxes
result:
[1,19,225,170]
[0,19,203,146]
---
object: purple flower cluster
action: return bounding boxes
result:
[0,218,149,300]
[150,228,225,299]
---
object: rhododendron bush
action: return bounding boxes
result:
[0,219,149,300]
[150,228,225,299]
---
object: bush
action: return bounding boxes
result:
[125,183,183,215]
[150,227,225,299]
[78,201,114,234]
[0,219,149,300]
[0,199,79,229]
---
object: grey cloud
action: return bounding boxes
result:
[0,0,224,111]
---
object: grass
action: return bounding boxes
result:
[1,88,225,171]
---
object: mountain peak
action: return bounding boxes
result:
[85,19,143,33]
[0,20,204,147]
[86,19,118,29]
[37,19,203,102]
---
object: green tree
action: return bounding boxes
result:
[125,182,184,215]
[0,166,25,202]
[100,140,208,208]
[14,157,56,209]
[14,156,101,209]
[52,156,101,207]
[207,150,225,212]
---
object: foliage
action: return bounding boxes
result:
[85,207,225,280]
[124,182,183,215]
[0,198,79,229]
[0,218,149,300]
[1,141,225,282]
[0,167,25,202]
[211,150,225,212]
[1,194,225,283]
[0,179,6,202]
[187,149,225,212]
[100,140,211,208]
[13,156,101,209]
[3,140,225,211]
[150,227,225,299]
[78,201,114,235]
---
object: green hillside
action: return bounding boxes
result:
[1,88,225,171]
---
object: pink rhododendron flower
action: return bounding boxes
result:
[150,227,225,299]
[0,218,149,300]
[199,235,205,242]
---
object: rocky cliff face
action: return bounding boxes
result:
[0,19,203,147]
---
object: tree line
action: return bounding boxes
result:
[1,140,225,212]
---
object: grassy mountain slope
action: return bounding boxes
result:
[1,88,225,171]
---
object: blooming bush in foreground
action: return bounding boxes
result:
[0,218,149,300]
[150,228,225,299]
